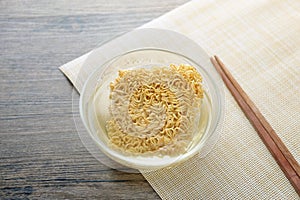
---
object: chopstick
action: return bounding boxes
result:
[210,55,300,196]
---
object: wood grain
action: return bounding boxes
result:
[0,0,189,199]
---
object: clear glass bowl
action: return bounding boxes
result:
[80,52,223,171]
[77,28,224,172]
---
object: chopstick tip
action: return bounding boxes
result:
[214,55,220,62]
[211,55,222,63]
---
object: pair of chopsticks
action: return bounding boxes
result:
[210,56,300,196]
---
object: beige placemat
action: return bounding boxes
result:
[60,0,300,199]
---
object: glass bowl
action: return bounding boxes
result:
[80,46,224,171]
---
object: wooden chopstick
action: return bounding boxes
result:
[210,55,300,196]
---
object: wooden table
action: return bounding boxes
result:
[0,1,189,198]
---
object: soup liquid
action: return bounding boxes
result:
[86,76,212,157]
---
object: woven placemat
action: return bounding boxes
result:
[60,0,300,199]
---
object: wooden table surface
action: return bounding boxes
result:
[0,1,189,199]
